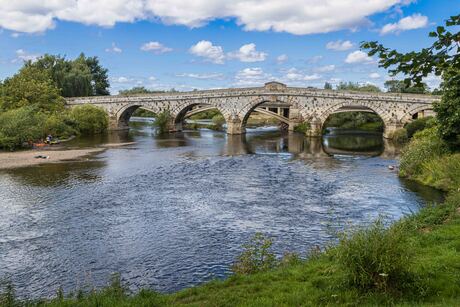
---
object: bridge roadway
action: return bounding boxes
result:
[66,81,438,138]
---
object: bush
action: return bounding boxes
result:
[70,104,108,135]
[231,233,277,275]
[294,121,310,134]
[153,110,172,134]
[211,114,225,130]
[416,153,460,192]
[335,219,414,293]
[0,107,46,150]
[399,126,449,178]
[390,128,408,144]
[405,117,434,139]
[43,113,78,138]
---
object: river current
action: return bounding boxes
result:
[0,122,443,298]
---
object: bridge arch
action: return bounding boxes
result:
[400,105,435,124]
[314,100,392,137]
[116,103,162,129]
[172,102,228,131]
[238,96,292,132]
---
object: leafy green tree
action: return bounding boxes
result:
[384,80,428,94]
[26,53,110,97]
[84,54,110,96]
[0,65,64,113]
[0,107,46,150]
[336,82,381,92]
[119,87,159,95]
[70,105,109,135]
[362,14,460,148]
[324,82,333,90]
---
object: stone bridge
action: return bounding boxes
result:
[66,81,438,138]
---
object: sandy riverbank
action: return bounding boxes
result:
[0,148,106,170]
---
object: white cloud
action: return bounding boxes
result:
[148,76,157,81]
[380,13,428,35]
[105,42,122,53]
[0,1,414,34]
[115,76,130,83]
[345,50,373,64]
[315,65,335,72]
[234,67,272,86]
[11,49,40,63]
[177,73,224,79]
[326,40,354,51]
[285,68,321,81]
[140,41,172,54]
[276,54,288,64]
[189,40,225,64]
[369,72,380,79]
[228,43,267,62]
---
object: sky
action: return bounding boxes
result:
[0,0,458,94]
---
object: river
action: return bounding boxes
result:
[0,121,443,299]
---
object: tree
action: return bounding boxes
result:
[324,82,333,90]
[0,65,64,113]
[336,82,381,92]
[26,53,110,97]
[70,105,108,134]
[84,54,110,96]
[362,14,460,148]
[384,80,428,94]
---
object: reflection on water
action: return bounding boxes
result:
[0,123,443,299]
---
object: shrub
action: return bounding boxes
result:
[231,233,277,275]
[294,121,310,134]
[399,126,449,178]
[0,107,46,150]
[153,110,172,134]
[417,153,460,192]
[70,104,108,135]
[211,114,225,130]
[390,128,408,144]
[405,117,433,139]
[335,219,414,293]
[43,113,78,138]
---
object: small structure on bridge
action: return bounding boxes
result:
[66,81,438,138]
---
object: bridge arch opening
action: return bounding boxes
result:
[241,100,291,132]
[175,103,227,131]
[117,105,159,129]
[318,103,391,137]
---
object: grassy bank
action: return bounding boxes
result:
[3,126,460,307]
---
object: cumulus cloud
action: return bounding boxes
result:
[234,67,273,86]
[140,41,172,54]
[0,0,414,34]
[105,42,122,53]
[380,13,428,35]
[326,40,354,51]
[276,54,288,64]
[369,72,380,79]
[177,73,224,79]
[315,65,335,72]
[11,49,40,63]
[345,50,373,64]
[285,68,321,81]
[228,43,267,62]
[189,40,225,64]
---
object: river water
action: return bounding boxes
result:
[0,121,443,299]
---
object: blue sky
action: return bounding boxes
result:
[0,0,457,93]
